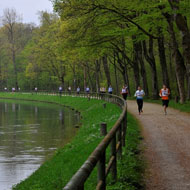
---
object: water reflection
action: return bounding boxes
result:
[0,100,79,190]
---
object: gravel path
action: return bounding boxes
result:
[127,100,190,190]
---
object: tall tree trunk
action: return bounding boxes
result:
[132,38,140,90]
[61,76,64,89]
[83,65,87,91]
[124,65,131,96]
[72,63,76,91]
[102,55,111,87]
[135,40,149,96]
[168,0,190,99]
[113,52,119,95]
[132,54,140,90]
[86,64,93,91]
[61,65,66,90]
[157,34,170,88]
[168,41,174,82]
[115,51,130,94]
[95,59,100,92]
[164,13,186,103]
[13,50,18,90]
[143,38,159,99]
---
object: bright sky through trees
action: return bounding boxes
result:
[0,0,53,25]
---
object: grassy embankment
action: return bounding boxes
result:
[0,93,144,190]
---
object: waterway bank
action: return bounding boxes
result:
[0,93,144,190]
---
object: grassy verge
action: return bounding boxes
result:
[107,113,145,190]
[0,93,144,190]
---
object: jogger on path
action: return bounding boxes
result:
[134,86,145,115]
[159,85,170,115]
[121,86,128,100]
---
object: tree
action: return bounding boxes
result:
[2,8,22,89]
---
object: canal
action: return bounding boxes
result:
[0,99,80,190]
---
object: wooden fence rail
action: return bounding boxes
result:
[54,91,127,190]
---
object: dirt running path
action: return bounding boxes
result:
[127,100,190,190]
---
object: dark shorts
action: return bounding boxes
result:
[122,93,128,100]
[162,100,169,107]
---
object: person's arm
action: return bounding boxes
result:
[143,90,145,96]
[134,91,137,97]
[159,90,162,97]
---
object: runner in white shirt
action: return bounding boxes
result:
[134,86,145,115]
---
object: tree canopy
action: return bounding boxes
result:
[0,1,190,102]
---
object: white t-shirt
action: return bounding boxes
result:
[134,90,145,99]
[122,88,127,93]
[108,87,113,92]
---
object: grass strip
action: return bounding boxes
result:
[107,113,145,190]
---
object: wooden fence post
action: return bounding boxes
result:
[100,123,107,136]
[122,114,127,147]
[103,103,106,109]
[97,151,106,190]
[97,123,107,190]
[117,124,122,159]
[110,134,117,182]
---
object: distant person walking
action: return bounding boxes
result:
[85,86,90,94]
[159,85,170,115]
[85,86,90,100]
[121,85,128,100]
[108,85,113,94]
[34,87,38,94]
[68,86,71,95]
[59,86,63,96]
[134,86,145,115]
[100,87,106,99]
[100,87,106,93]
[77,86,80,94]
[12,87,15,93]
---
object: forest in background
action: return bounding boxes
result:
[0,0,190,103]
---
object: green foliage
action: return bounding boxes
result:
[1,0,190,96]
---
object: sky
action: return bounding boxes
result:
[0,0,54,25]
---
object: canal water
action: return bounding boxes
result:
[0,99,80,190]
